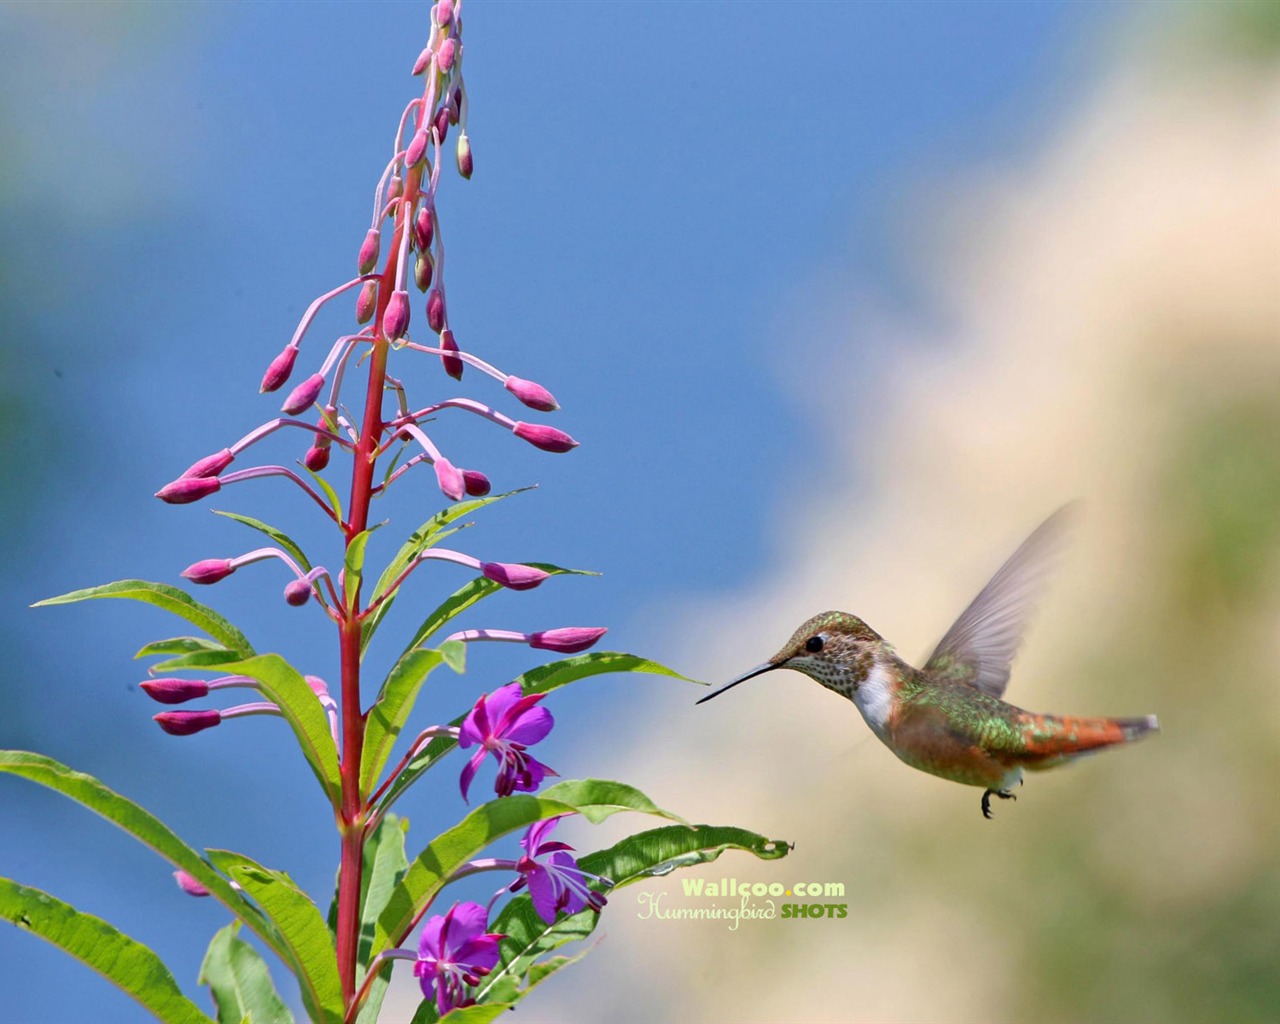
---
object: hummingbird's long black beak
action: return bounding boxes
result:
[695,662,781,704]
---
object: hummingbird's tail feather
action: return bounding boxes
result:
[1018,712,1159,769]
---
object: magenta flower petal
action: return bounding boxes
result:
[502,705,552,746]
[458,749,487,802]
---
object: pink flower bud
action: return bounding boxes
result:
[414,252,434,292]
[436,0,454,26]
[438,37,457,72]
[387,174,404,202]
[504,376,558,412]
[284,578,313,607]
[260,345,299,393]
[183,449,234,479]
[513,422,579,453]
[173,870,211,897]
[433,106,449,144]
[156,475,222,505]
[155,710,222,736]
[140,678,211,705]
[181,559,235,585]
[448,87,462,126]
[414,205,434,250]
[456,133,473,179]
[434,455,465,501]
[440,327,463,379]
[384,289,411,340]
[462,469,491,497]
[357,228,381,275]
[481,562,551,591]
[412,46,432,76]
[356,280,378,323]
[529,627,608,653]
[304,441,331,472]
[427,289,446,333]
[405,128,429,168]
[282,372,325,415]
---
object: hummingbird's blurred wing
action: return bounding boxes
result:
[922,506,1074,697]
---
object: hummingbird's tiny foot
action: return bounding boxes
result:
[981,788,1017,820]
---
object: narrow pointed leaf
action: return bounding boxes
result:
[0,752,285,962]
[198,922,293,1024]
[147,650,246,673]
[218,655,341,806]
[360,648,447,797]
[207,850,343,1024]
[305,466,344,521]
[353,816,411,1024]
[344,524,383,612]
[214,510,314,573]
[372,781,679,960]
[135,636,230,660]
[478,825,791,1004]
[0,876,214,1024]
[378,652,692,812]
[33,580,254,657]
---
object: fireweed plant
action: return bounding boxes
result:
[1,5,789,1023]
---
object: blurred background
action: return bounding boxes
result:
[1,2,1276,1022]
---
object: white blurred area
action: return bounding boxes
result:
[453,19,1280,1024]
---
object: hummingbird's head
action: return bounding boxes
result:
[696,610,885,704]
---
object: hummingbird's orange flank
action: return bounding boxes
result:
[698,508,1160,819]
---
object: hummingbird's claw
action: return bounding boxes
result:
[981,788,1018,820]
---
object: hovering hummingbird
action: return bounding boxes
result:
[697,509,1159,819]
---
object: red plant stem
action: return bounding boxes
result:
[333,154,425,1011]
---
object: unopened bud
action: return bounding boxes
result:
[304,441,331,472]
[414,251,435,292]
[414,205,434,250]
[284,578,313,607]
[282,372,325,415]
[173,870,211,897]
[456,133,473,179]
[513,422,579,453]
[438,37,457,72]
[427,289,446,333]
[387,174,404,203]
[461,469,491,497]
[504,376,558,412]
[356,280,378,323]
[481,562,551,591]
[434,455,465,501]
[183,449,234,479]
[155,710,222,736]
[529,627,608,653]
[433,106,449,144]
[405,128,429,168]
[412,45,433,76]
[448,87,462,126]
[260,345,299,393]
[141,678,211,705]
[357,228,381,275]
[384,289,411,341]
[156,476,221,505]
[440,327,463,379]
[435,0,454,26]
[181,559,235,585]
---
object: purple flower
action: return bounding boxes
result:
[413,902,503,1016]
[457,682,556,801]
[512,817,607,923]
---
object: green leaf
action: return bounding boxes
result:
[479,825,791,1006]
[207,850,343,1024]
[352,816,411,1024]
[305,466,344,522]
[199,922,293,1024]
[360,648,447,798]
[0,877,214,1024]
[377,652,691,813]
[135,636,230,660]
[371,782,680,961]
[0,751,286,963]
[218,655,341,806]
[437,639,466,674]
[361,489,533,655]
[213,510,314,573]
[147,650,246,674]
[33,580,254,657]
[344,525,382,613]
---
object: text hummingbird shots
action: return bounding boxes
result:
[636,877,849,929]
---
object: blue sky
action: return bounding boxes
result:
[0,3,1122,1020]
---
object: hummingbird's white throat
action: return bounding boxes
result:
[851,660,894,737]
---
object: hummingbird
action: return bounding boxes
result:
[697,509,1159,819]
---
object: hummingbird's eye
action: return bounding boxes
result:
[805,635,824,653]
